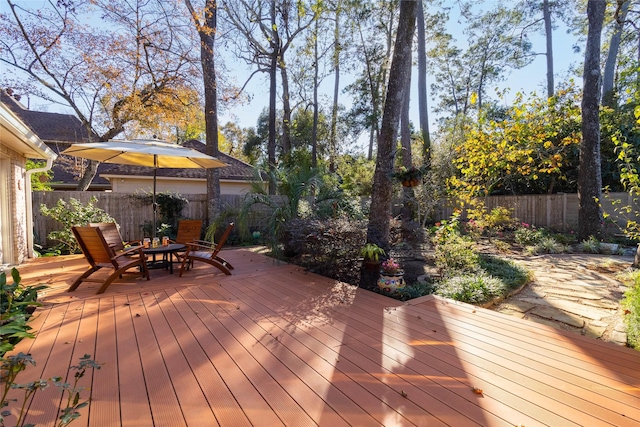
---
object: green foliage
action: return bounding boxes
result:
[435,256,530,305]
[359,243,385,262]
[449,84,582,200]
[1,353,101,427]
[478,255,531,290]
[514,223,547,246]
[155,191,188,234]
[390,165,427,183]
[470,206,516,242]
[335,155,375,197]
[434,233,480,274]
[435,271,507,305]
[524,236,568,255]
[40,197,115,254]
[1,268,47,357]
[382,279,437,302]
[26,160,54,191]
[622,272,640,350]
[430,211,462,245]
[580,236,601,254]
[239,164,352,254]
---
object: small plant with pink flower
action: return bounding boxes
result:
[380,257,402,275]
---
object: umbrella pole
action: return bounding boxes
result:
[153,157,157,239]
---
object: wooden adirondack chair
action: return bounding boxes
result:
[178,223,235,276]
[171,220,203,244]
[169,219,203,268]
[69,226,150,294]
[89,222,140,253]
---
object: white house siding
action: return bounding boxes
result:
[107,176,254,195]
[0,145,27,265]
[1,102,56,265]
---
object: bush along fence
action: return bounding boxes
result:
[33,191,638,251]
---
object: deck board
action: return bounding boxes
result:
[3,248,640,426]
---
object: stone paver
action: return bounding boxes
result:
[493,253,631,346]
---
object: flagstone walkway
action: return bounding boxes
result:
[494,254,633,346]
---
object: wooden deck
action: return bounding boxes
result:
[4,248,640,426]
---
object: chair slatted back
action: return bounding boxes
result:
[211,223,234,257]
[72,226,116,266]
[89,222,125,252]
[175,220,202,244]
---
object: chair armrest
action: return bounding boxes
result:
[184,240,216,251]
[113,245,146,261]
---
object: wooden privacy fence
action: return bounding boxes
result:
[34,191,640,248]
[432,192,639,235]
[33,191,280,248]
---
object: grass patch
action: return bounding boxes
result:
[435,256,531,305]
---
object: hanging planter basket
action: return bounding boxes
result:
[401,178,420,187]
[391,166,426,187]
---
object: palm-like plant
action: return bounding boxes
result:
[237,164,324,254]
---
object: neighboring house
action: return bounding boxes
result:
[0,90,109,190]
[1,92,261,194]
[0,102,57,265]
[100,139,262,195]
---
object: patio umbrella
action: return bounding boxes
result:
[62,139,227,237]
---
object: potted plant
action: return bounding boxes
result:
[391,165,426,187]
[360,243,386,271]
[377,257,406,293]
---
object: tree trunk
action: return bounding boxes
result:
[543,0,554,99]
[312,18,319,169]
[400,50,414,223]
[75,160,99,191]
[268,0,278,195]
[365,0,418,253]
[280,65,292,158]
[199,0,221,225]
[602,0,629,108]
[329,6,340,173]
[578,0,605,241]
[416,0,431,165]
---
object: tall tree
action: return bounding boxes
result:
[464,6,533,111]
[602,0,630,108]
[365,0,417,254]
[543,0,555,98]
[416,0,431,164]
[222,0,318,178]
[1,0,200,189]
[578,0,606,240]
[185,0,222,224]
[344,0,398,160]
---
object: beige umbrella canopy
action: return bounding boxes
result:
[62,139,227,237]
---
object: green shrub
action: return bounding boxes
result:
[1,353,100,426]
[580,236,601,254]
[514,224,547,246]
[622,273,640,350]
[40,197,115,254]
[529,236,567,254]
[434,233,479,274]
[1,268,47,356]
[435,271,507,305]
